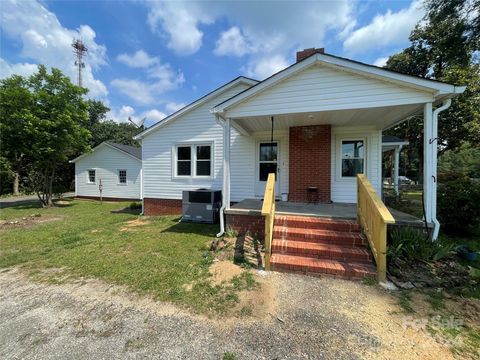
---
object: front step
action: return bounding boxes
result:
[269,215,376,280]
[271,239,372,263]
[270,254,376,279]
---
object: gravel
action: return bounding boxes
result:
[0,268,452,360]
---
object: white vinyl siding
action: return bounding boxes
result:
[75,146,141,199]
[225,64,434,118]
[331,126,382,203]
[142,83,251,200]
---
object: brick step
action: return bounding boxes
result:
[273,226,365,247]
[270,254,376,280]
[275,215,360,232]
[271,239,372,263]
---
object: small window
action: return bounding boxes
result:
[118,169,127,184]
[177,146,191,176]
[341,140,364,177]
[87,169,96,183]
[196,145,211,176]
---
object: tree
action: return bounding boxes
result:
[26,65,91,206]
[0,75,35,195]
[385,0,480,181]
[86,99,110,128]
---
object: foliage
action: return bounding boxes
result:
[438,176,480,234]
[90,120,141,147]
[439,142,480,178]
[388,226,454,264]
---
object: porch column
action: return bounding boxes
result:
[223,118,231,209]
[393,146,401,195]
[423,102,433,225]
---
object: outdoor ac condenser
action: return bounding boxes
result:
[182,189,222,223]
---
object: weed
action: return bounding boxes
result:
[426,291,445,311]
[223,352,236,360]
[396,291,415,313]
[362,276,377,286]
[224,227,239,238]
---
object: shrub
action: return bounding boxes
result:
[437,177,480,235]
[389,227,435,262]
[129,202,142,210]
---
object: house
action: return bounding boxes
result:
[133,48,465,280]
[70,141,142,201]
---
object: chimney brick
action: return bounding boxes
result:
[296,48,325,62]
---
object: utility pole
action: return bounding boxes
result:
[72,39,87,87]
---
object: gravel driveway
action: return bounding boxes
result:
[0,268,452,360]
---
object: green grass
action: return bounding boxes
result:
[396,291,415,313]
[0,199,254,314]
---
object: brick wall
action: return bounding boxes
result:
[289,125,331,203]
[226,213,265,240]
[144,198,182,215]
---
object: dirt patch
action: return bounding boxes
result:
[119,218,149,232]
[209,260,244,285]
[0,214,63,229]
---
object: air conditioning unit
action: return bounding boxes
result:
[182,189,222,223]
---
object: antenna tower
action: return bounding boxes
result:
[72,39,88,87]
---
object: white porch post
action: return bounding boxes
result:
[423,102,433,225]
[224,118,231,210]
[393,146,401,195]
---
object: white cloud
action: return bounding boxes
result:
[214,27,252,57]
[343,1,424,54]
[117,50,159,68]
[145,0,355,78]
[373,57,389,67]
[245,55,289,80]
[165,101,186,113]
[107,105,166,125]
[147,1,213,55]
[112,50,184,105]
[0,0,108,97]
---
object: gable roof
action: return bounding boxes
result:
[133,76,258,140]
[213,52,466,114]
[69,141,142,163]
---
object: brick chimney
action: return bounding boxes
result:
[296,48,325,62]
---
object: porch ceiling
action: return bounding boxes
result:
[230,103,423,133]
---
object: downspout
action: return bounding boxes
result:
[140,139,145,215]
[215,114,229,237]
[431,99,451,240]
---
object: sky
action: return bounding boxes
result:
[0,0,426,127]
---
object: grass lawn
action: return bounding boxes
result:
[0,199,255,315]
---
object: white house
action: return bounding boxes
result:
[132,48,466,279]
[71,141,142,200]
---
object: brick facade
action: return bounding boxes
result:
[226,213,265,240]
[144,198,182,215]
[289,125,331,203]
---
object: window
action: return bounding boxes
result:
[118,169,127,184]
[341,140,364,177]
[259,142,277,181]
[87,169,96,183]
[175,144,212,177]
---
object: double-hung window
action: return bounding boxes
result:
[175,144,212,177]
[118,169,127,184]
[87,169,96,184]
[341,140,364,177]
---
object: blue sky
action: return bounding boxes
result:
[1,0,424,126]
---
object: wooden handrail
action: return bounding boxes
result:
[261,173,276,271]
[357,174,395,282]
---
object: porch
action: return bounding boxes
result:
[226,198,426,227]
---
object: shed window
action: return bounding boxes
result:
[175,144,212,177]
[118,169,127,184]
[341,140,364,177]
[87,169,96,183]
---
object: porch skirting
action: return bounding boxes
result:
[226,213,265,240]
[144,198,182,215]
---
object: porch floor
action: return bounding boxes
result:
[226,199,426,227]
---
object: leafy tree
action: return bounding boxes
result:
[86,99,110,128]
[0,75,36,195]
[439,142,480,178]
[90,121,141,147]
[26,65,91,206]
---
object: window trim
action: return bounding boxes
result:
[172,142,214,179]
[86,169,96,184]
[336,136,367,180]
[117,169,127,185]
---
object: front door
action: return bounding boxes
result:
[255,141,280,197]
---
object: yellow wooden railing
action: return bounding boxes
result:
[357,174,395,282]
[261,173,276,271]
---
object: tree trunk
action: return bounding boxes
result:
[12,171,20,196]
[47,168,55,207]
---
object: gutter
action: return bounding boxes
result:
[431,99,452,240]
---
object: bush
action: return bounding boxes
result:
[129,202,142,210]
[438,177,480,234]
[389,227,436,262]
